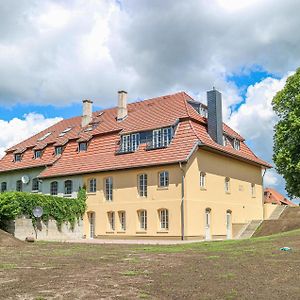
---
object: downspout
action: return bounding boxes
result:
[179,162,185,240]
[262,168,267,219]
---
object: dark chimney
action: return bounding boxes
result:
[207,88,223,145]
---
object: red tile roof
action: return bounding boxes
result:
[264,188,296,206]
[0,92,271,177]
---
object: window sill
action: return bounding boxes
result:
[157,186,169,190]
[64,194,72,197]
[117,231,126,234]
[136,231,147,234]
[157,230,169,234]
[200,187,207,191]
[106,231,115,234]
[31,190,39,193]
[87,192,97,195]
[225,191,231,195]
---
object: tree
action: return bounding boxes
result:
[272,68,300,198]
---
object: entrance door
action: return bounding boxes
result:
[226,210,232,239]
[205,209,211,240]
[88,212,95,239]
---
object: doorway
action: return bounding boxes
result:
[205,208,211,240]
[226,210,232,239]
[88,212,95,239]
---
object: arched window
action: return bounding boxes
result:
[159,209,169,230]
[89,178,97,193]
[50,181,58,195]
[1,182,7,193]
[225,177,230,193]
[16,180,22,192]
[64,180,73,195]
[138,210,147,230]
[32,178,39,191]
[200,172,206,188]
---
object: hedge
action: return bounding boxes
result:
[0,189,87,229]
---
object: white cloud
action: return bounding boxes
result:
[0,113,62,158]
[228,73,294,197]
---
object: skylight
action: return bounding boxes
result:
[59,127,72,137]
[37,132,52,141]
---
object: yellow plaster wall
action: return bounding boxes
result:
[83,165,183,238]
[184,149,264,238]
[263,203,279,220]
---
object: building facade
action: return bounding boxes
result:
[0,89,271,240]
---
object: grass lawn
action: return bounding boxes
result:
[1,230,300,299]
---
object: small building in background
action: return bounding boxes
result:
[264,188,297,206]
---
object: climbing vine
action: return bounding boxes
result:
[0,189,87,230]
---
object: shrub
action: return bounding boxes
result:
[0,189,87,230]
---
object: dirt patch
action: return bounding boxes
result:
[0,230,300,299]
[0,229,23,247]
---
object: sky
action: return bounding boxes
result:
[0,0,300,201]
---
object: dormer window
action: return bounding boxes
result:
[118,133,140,154]
[234,139,240,151]
[223,135,227,146]
[15,154,22,162]
[79,142,87,152]
[55,146,63,156]
[149,127,173,150]
[35,150,42,159]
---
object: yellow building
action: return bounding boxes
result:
[0,89,270,240]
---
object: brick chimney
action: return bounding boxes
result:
[82,99,93,127]
[117,90,128,121]
[207,88,223,145]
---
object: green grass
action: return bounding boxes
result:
[120,270,140,276]
[0,263,17,270]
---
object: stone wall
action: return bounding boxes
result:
[4,216,84,241]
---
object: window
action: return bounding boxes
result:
[108,212,115,231]
[162,127,172,147]
[223,135,227,146]
[50,181,58,195]
[225,177,230,193]
[119,211,126,231]
[234,139,240,150]
[159,171,169,187]
[89,178,97,193]
[121,134,131,152]
[138,210,147,230]
[79,142,87,152]
[153,129,162,148]
[251,183,256,197]
[1,182,7,193]
[64,180,73,195]
[200,172,206,189]
[32,178,39,191]
[35,150,42,159]
[105,177,113,201]
[37,132,51,141]
[15,154,22,162]
[59,127,72,137]
[55,146,63,156]
[131,133,140,151]
[138,174,147,197]
[159,209,169,230]
[16,180,22,192]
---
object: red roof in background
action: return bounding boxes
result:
[264,188,297,206]
[0,92,271,177]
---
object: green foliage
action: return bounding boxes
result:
[272,68,300,198]
[0,189,87,229]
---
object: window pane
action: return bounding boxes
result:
[50,181,58,195]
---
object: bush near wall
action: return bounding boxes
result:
[0,189,87,230]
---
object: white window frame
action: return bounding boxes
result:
[200,172,206,189]
[119,211,126,231]
[131,133,140,151]
[108,212,115,231]
[32,178,39,192]
[55,146,63,156]
[223,135,227,146]
[121,134,131,152]
[138,174,148,197]
[139,210,147,230]
[153,129,162,148]
[105,177,113,201]
[159,209,169,230]
[89,178,97,193]
[159,171,169,187]
[162,127,172,147]
[234,139,240,150]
